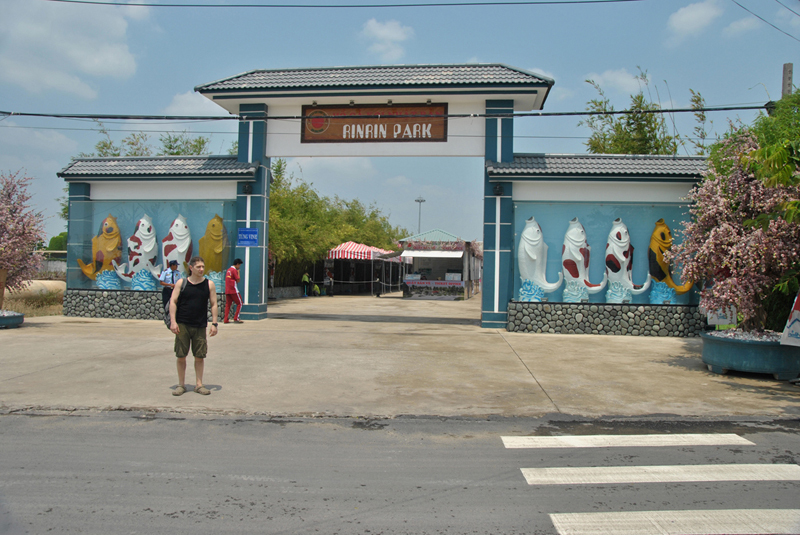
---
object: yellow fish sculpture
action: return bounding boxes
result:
[198,214,229,273]
[648,218,693,295]
[77,214,122,280]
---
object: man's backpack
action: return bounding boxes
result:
[164,278,187,329]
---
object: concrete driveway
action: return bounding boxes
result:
[1,293,798,418]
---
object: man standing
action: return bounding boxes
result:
[158,260,183,311]
[224,258,244,324]
[302,271,310,297]
[169,256,218,396]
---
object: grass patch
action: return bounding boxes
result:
[2,290,63,317]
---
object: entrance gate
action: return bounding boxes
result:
[195,64,554,326]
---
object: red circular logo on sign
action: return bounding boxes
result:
[307,110,330,134]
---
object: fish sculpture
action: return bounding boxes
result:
[648,218,693,304]
[198,214,228,274]
[199,214,229,288]
[77,214,122,281]
[113,214,161,291]
[605,218,651,303]
[517,216,562,302]
[561,217,606,303]
[162,214,193,274]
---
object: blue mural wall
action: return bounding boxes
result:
[513,201,699,305]
[67,200,236,291]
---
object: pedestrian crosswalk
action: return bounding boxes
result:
[520,463,800,485]
[549,509,800,535]
[502,433,754,449]
[502,432,800,535]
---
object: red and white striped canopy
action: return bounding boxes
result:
[327,241,408,263]
[327,241,378,260]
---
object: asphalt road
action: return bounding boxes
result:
[1,412,799,535]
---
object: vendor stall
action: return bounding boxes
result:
[317,241,409,296]
[400,229,482,300]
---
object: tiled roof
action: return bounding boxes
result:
[400,229,462,242]
[196,64,553,92]
[486,154,707,179]
[59,155,258,180]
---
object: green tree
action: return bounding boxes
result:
[689,89,713,156]
[579,69,679,155]
[60,124,213,221]
[158,132,210,156]
[47,231,68,251]
[268,159,408,286]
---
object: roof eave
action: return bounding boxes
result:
[60,174,257,182]
[196,82,552,96]
[486,173,702,182]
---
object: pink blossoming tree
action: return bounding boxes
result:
[0,170,45,309]
[670,131,800,331]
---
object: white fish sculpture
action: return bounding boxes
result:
[605,218,651,303]
[561,217,606,302]
[113,214,162,291]
[518,216,562,302]
[162,214,193,275]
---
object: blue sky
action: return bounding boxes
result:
[1,0,798,243]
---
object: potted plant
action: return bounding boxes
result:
[670,93,800,381]
[0,170,45,329]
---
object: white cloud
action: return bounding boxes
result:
[530,67,555,81]
[163,91,232,117]
[777,7,800,30]
[0,121,82,239]
[723,16,761,37]
[466,56,483,64]
[0,0,144,99]
[666,0,723,46]
[385,175,412,188]
[551,87,576,101]
[361,19,414,62]
[0,121,79,155]
[585,68,641,94]
[288,157,379,187]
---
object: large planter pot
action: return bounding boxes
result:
[701,332,800,381]
[0,311,24,329]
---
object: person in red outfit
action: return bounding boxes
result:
[224,258,244,323]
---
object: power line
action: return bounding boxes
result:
[774,0,800,18]
[43,0,646,8]
[0,124,717,142]
[729,0,800,43]
[0,104,767,123]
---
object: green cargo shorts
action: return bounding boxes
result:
[174,324,208,359]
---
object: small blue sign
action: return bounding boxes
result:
[237,227,259,247]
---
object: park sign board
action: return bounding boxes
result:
[301,103,448,144]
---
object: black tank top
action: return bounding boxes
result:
[176,278,210,327]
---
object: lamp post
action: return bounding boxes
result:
[415,196,425,234]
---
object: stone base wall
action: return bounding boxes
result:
[64,289,227,321]
[507,302,705,337]
[269,286,303,299]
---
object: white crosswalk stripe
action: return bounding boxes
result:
[521,463,800,485]
[549,509,800,535]
[504,432,800,535]
[502,433,754,449]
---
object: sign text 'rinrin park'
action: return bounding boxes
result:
[301,103,448,143]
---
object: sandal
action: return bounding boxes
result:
[195,386,210,395]
[172,385,186,396]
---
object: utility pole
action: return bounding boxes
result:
[415,196,425,235]
[783,63,793,98]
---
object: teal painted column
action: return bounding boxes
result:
[482,100,515,328]
[235,104,269,320]
[66,182,92,290]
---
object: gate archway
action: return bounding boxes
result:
[195,64,554,326]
